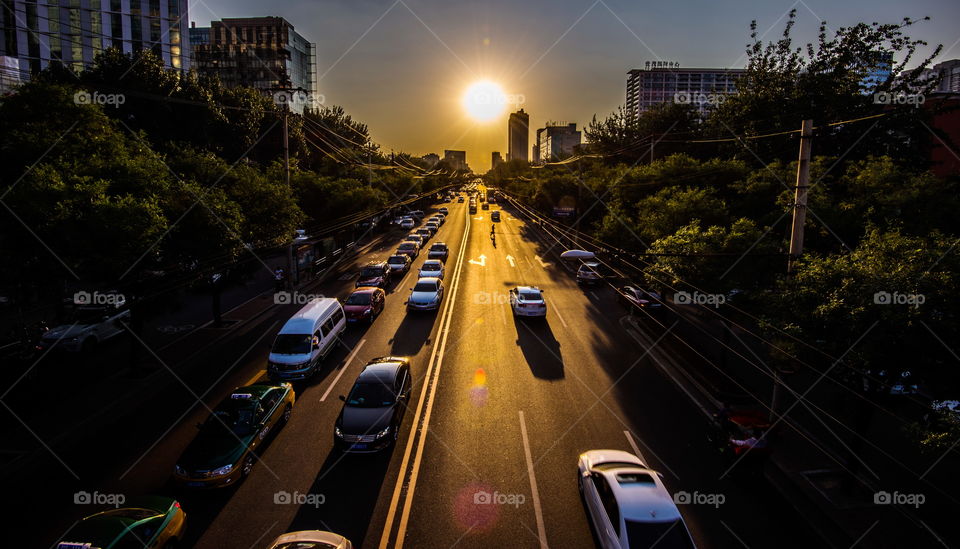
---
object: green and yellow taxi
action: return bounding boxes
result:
[174,383,295,488]
[57,495,185,549]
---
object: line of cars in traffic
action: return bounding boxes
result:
[55,207,456,549]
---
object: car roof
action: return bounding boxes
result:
[279,298,340,334]
[422,259,442,265]
[516,286,541,293]
[415,277,441,284]
[364,261,387,268]
[357,361,403,383]
[601,467,680,522]
[351,287,379,295]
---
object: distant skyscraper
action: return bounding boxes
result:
[443,150,466,171]
[626,63,743,118]
[508,109,529,162]
[535,122,581,163]
[491,151,503,169]
[190,17,317,110]
[0,0,189,78]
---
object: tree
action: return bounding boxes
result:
[585,103,700,164]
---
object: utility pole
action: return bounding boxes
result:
[787,119,813,274]
[282,104,290,187]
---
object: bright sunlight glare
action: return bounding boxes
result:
[462,80,506,122]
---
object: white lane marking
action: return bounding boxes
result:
[381,202,470,549]
[520,411,549,549]
[552,306,568,329]
[320,339,366,401]
[535,255,550,268]
[506,254,516,267]
[623,430,649,466]
[468,254,487,267]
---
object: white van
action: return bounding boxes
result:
[268,298,345,380]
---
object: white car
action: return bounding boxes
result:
[266,530,352,549]
[400,218,416,230]
[407,277,444,311]
[509,286,547,317]
[578,450,696,549]
[439,207,449,215]
[40,294,130,353]
[419,259,445,280]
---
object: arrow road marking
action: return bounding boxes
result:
[535,255,550,268]
[468,254,486,267]
[506,255,516,267]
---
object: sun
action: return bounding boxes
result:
[462,80,506,122]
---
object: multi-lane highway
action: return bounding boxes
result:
[32,192,817,548]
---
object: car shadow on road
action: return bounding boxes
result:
[389,308,436,356]
[286,446,393,546]
[514,315,564,379]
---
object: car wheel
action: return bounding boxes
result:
[282,404,293,424]
[241,454,255,477]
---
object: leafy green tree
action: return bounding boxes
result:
[585,103,701,164]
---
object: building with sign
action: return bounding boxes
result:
[535,122,581,163]
[626,64,744,118]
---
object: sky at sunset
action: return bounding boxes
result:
[191,0,960,171]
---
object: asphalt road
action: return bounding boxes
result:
[27,196,817,549]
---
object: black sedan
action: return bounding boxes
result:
[335,357,411,453]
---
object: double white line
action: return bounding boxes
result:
[378,202,471,549]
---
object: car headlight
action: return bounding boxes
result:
[335,426,344,438]
[375,426,392,439]
[211,464,234,476]
[174,464,186,476]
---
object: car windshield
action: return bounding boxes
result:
[422,263,440,271]
[624,519,694,549]
[272,334,312,355]
[399,243,416,250]
[414,282,437,292]
[431,245,446,251]
[273,543,339,549]
[360,267,383,278]
[519,290,542,301]
[346,381,396,407]
[388,256,406,264]
[345,293,372,305]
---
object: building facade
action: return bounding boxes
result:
[535,122,581,163]
[920,59,960,94]
[491,151,503,169]
[190,17,317,106]
[0,0,189,79]
[443,150,466,171]
[626,63,744,118]
[508,108,529,162]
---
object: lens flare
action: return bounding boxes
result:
[470,367,488,406]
